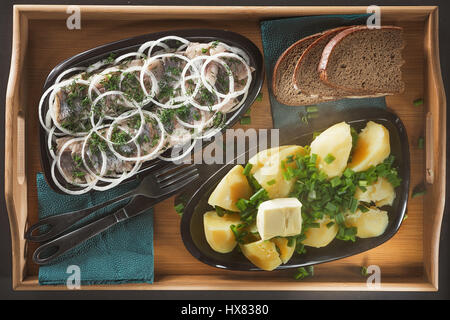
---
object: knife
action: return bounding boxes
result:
[32,195,158,265]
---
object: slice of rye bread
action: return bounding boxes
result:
[272,32,337,106]
[293,26,357,97]
[318,26,405,95]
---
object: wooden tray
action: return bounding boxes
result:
[5,5,446,291]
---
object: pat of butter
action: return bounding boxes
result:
[256,198,302,240]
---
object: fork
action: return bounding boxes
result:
[26,162,199,243]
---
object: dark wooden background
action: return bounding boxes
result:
[0,0,448,300]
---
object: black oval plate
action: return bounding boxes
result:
[180,107,410,271]
[39,29,264,194]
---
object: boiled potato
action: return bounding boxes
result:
[203,211,242,253]
[345,207,389,238]
[348,121,390,172]
[310,122,353,178]
[208,165,253,212]
[271,237,295,264]
[240,240,282,271]
[302,217,338,248]
[248,146,291,173]
[355,177,396,207]
[252,145,305,199]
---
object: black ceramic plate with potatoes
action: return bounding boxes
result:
[180,107,410,271]
[39,29,264,194]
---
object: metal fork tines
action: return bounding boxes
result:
[153,163,200,192]
[26,163,199,243]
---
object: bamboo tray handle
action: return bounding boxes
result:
[16,111,26,185]
[425,112,434,184]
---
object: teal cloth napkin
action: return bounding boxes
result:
[36,173,154,285]
[260,14,387,130]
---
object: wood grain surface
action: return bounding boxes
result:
[5,6,446,291]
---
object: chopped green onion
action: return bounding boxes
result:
[286,155,295,163]
[350,127,359,147]
[287,236,296,247]
[306,105,318,113]
[230,224,247,244]
[412,190,426,198]
[255,92,263,101]
[326,221,335,229]
[236,199,249,212]
[330,177,341,187]
[358,205,370,213]
[361,266,369,277]
[305,222,320,229]
[312,131,322,139]
[295,243,306,255]
[249,188,268,203]
[215,206,232,217]
[413,98,424,106]
[336,226,357,242]
[307,112,319,119]
[247,174,262,191]
[174,203,184,216]
[412,182,426,198]
[318,171,327,181]
[349,197,359,213]
[308,189,317,200]
[294,266,313,280]
[240,116,251,125]
[325,202,338,213]
[335,213,345,225]
[284,167,295,181]
[343,168,354,178]
[267,179,276,186]
[418,136,424,149]
[242,163,253,176]
[300,114,308,124]
[324,153,336,164]
[296,234,306,243]
[282,171,291,181]
[358,180,368,186]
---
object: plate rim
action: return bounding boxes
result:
[180,106,410,271]
[38,28,265,194]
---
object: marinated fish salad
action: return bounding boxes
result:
[39,36,255,194]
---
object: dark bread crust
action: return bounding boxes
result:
[272,32,336,106]
[293,26,355,96]
[272,32,323,96]
[318,26,405,95]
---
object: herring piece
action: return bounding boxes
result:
[256,198,302,240]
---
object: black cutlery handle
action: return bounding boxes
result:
[25,190,135,243]
[32,206,132,265]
